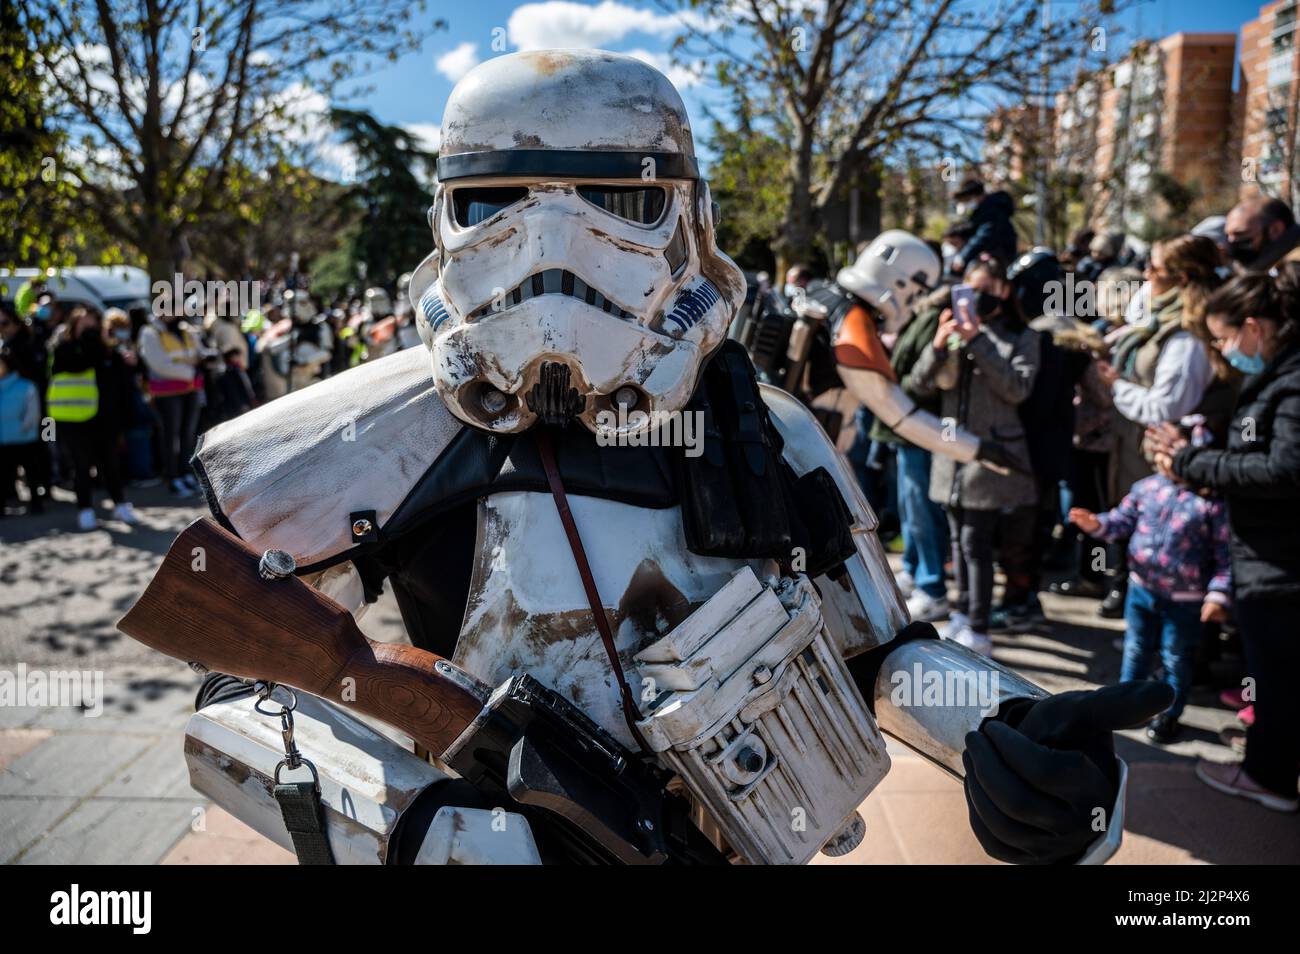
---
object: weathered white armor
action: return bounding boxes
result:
[193,354,907,748]
[796,230,983,465]
[837,229,942,335]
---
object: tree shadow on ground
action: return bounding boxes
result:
[992,586,1297,864]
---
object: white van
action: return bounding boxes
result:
[0,265,153,317]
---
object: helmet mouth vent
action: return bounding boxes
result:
[525,361,586,427]
[469,268,637,321]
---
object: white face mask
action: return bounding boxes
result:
[956,201,976,216]
[783,283,804,301]
[940,242,959,261]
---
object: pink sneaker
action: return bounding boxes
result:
[1196,759,1298,813]
[1237,704,1255,727]
[1218,687,1248,710]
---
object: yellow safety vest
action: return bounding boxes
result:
[47,369,99,423]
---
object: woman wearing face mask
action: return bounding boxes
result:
[909,258,1039,656]
[138,304,205,495]
[1146,264,1300,813]
[0,345,43,514]
[103,308,156,482]
[47,307,139,530]
[1093,235,1233,617]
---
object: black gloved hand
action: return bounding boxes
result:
[974,439,1022,474]
[962,681,1173,864]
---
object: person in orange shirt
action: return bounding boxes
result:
[794,232,1021,639]
[797,231,1018,472]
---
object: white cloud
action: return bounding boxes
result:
[436,42,481,82]
[269,82,358,179]
[622,48,700,88]
[507,1,706,51]
[269,88,442,184]
[403,122,442,153]
[273,82,330,137]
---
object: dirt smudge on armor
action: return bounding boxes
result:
[458,571,602,661]
[187,738,256,789]
[483,226,522,249]
[522,50,572,77]
[524,608,603,652]
[618,559,697,645]
[586,227,658,258]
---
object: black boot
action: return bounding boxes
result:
[1048,578,1106,598]
[1098,584,1126,619]
[1146,713,1181,745]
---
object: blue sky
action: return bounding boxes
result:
[328,0,1269,160]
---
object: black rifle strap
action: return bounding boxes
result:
[273,781,336,865]
[535,427,652,754]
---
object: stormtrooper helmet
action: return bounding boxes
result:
[836,230,941,334]
[363,287,394,318]
[281,289,316,324]
[414,49,745,436]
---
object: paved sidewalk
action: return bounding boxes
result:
[2,488,1296,864]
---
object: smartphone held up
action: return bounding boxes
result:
[950,284,979,331]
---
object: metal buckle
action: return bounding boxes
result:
[255,683,321,789]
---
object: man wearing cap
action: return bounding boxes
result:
[950,178,1018,274]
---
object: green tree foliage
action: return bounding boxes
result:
[706,97,788,272]
[1139,170,1202,241]
[20,0,441,281]
[308,236,363,303]
[0,3,115,269]
[327,108,436,292]
[185,161,354,279]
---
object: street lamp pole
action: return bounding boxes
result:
[1036,0,1051,247]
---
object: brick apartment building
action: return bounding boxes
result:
[982,103,1055,184]
[1048,32,1237,235]
[1238,0,1300,204]
[981,4,1300,236]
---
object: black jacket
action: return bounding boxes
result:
[50,334,133,434]
[1174,343,1300,602]
[3,325,47,394]
[1020,322,1089,485]
[962,191,1018,266]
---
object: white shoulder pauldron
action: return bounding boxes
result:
[193,348,463,570]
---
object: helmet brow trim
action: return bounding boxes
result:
[437,149,699,182]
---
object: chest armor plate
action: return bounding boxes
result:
[452,490,766,748]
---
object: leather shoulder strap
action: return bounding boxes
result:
[535,428,651,753]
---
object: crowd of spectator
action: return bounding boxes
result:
[834,183,1300,814]
[0,273,420,528]
[4,185,1297,817]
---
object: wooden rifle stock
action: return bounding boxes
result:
[118,518,486,755]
